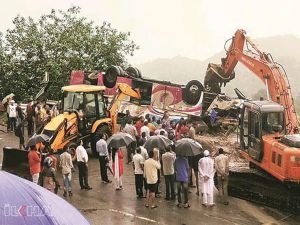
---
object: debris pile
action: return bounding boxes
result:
[195,133,248,166]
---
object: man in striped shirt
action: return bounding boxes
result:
[60,146,74,197]
[123,119,138,163]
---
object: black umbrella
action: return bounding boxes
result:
[144,135,173,152]
[26,134,50,148]
[175,138,203,156]
[107,132,135,148]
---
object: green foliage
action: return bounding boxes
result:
[0,6,138,101]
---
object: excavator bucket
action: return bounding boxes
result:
[204,63,235,94]
[2,147,30,179]
[201,63,236,112]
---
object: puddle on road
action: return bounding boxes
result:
[80,207,160,224]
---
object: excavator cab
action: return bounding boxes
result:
[261,112,284,134]
[240,100,285,162]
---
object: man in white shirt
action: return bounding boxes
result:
[144,151,161,208]
[75,140,92,190]
[8,100,17,131]
[123,119,138,138]
[141,120,150,140]
[96,133,111,183]
[60,146,74,197]
[140,146,149,161]
[133,147,145,198]
[162,146,176,200]
[123,119,138,163]
[154,124,168,137]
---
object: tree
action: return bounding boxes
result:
[1,6,138,101]
[0,33,6,99]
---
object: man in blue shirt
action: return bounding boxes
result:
[174,155,190,208]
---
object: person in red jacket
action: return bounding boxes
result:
[135,116,144,142]
[28,145,41,184]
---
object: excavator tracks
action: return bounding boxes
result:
[228,165,300,213]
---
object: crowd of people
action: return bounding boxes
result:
[5,96,58,133]
[3,95,59,149]
[26,109,230,210]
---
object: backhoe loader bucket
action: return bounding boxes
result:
[2,147,30,179]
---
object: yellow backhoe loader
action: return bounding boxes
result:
[2,83,140,176]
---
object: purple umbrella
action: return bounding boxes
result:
[0,171,90,225]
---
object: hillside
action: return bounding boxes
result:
[137,35,300,99]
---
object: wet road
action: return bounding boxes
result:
[0,129,299,225]
[65,158,300,225]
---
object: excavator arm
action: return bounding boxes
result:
[107,83,141,133]
[205,29,299,133]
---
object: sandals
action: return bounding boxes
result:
[184,203,190,208]
[145,205,157,209]
[177,203,190,208]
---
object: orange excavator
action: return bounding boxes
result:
[205,29,300,211]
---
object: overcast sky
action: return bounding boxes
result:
[0,0,299,64]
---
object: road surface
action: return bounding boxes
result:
[0,129,299,225]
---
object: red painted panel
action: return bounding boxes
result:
[97,75,132,95]
[70,70,84,85]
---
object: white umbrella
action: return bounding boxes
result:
[2,93,15,104]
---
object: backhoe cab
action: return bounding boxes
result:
[40,84,110,155]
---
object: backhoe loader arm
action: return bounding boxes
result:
[108,83,141,133]
[205,29,299,133]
